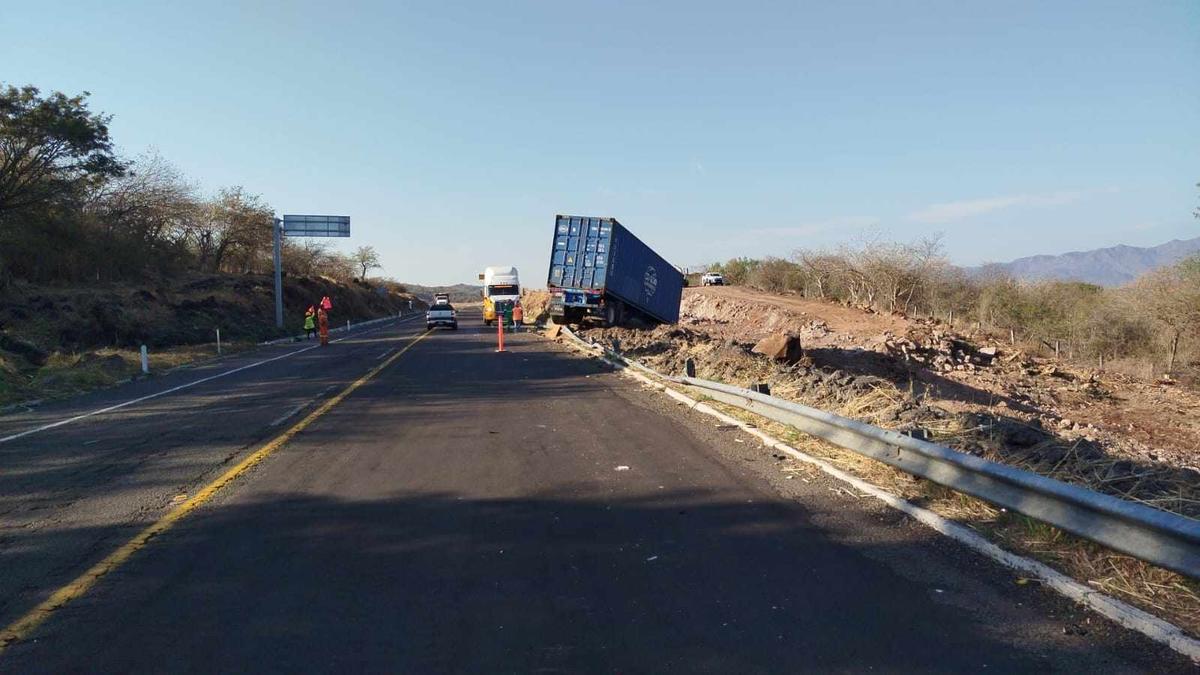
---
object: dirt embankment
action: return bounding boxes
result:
[520,289,551,324]
[0,273,424,405]
[577,286,1200,519]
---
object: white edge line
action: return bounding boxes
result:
[0,315,423,445]
[566,338,1200,663]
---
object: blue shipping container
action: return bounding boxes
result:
[546,214,683,324]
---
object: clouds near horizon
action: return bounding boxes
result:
[907,191,1088,224]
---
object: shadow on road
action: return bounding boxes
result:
[4,488,1172,673]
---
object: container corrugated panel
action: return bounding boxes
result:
[546,214,683,323]
[546,215,613,291]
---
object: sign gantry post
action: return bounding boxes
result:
[273,218,284,328]
[272,214,351,328]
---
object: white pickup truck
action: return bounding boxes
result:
[426,303,458,330]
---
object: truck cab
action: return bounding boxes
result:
[481,266,520,326]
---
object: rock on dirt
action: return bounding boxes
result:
[751,334,804,364]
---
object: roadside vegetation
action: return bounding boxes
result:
[0,84,418,405]
[706,232,1200,388]
[0,84,380,287]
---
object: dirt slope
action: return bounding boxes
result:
[0,273,424,405]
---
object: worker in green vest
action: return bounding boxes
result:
[502,301,514,331]
[303,305,317,340]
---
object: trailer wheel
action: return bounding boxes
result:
[603,300,625,327]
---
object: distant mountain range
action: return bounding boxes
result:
[400,283,481,304]
[969,237,1200,286]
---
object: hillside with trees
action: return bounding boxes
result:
[0,85,377,286]
[0,85,418,404]
[707,230,1200,386]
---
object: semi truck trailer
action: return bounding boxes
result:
[546,214,683,327]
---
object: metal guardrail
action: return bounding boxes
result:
[559,327,1200,579]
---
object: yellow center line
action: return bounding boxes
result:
[0,329,433,654]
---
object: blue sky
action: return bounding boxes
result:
[3,1,1197,285]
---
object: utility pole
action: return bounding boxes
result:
[273,217,283,328]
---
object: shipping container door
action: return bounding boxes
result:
[548,216,572,287]
[589,218,610,290]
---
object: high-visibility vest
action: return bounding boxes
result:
[513,305,523,322]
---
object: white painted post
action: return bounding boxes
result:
[216,328,222,355]
[346,319,351,333]
[140,345,149,374]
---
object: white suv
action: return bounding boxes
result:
[701,272,725,286]
[426,303,458,330]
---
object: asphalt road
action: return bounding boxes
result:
[0,308,1189,672]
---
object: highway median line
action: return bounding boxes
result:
[0,328,433,655]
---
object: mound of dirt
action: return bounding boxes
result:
[521,289,551,324]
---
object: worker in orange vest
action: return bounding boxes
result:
[317,306,330,346]
[512,302,524,332]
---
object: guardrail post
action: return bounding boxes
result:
[684,358,696,378]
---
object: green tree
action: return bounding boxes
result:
[715,257,758,285]
[0,85,125,215]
